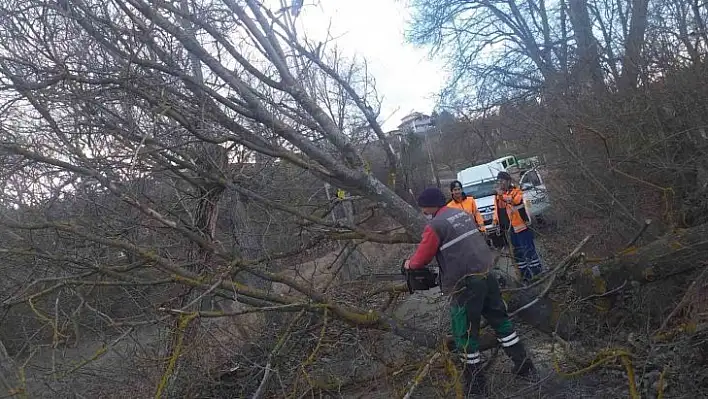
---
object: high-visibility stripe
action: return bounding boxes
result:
[440,228,479,251]
[460,352,481,364]
[498,332,517,342]
[517,262,528,269]
[513,204,525,210]
[498,332,520,347]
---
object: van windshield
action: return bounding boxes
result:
[463,180,497,198]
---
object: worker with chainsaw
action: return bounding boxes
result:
[404,187,537,395]
[493,171,544,282]
[447,180,486,233]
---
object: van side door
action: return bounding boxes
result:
[520,168,550,217]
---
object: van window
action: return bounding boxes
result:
[463,181,497,198]
[521,170,541,187]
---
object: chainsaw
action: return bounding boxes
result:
[401,263,439,294]
[360,260,439,294]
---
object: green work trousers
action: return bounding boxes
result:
[449,273,514,354]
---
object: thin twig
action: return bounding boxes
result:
[179,276,224,311]
[503,234,593,293]
[585,219,653,264]
[251,310,306,399]
[625,219,652,249]
[577,280,628,302]
[159,303,309,317]
[486,235,592,327]
[653,265,708,336]
[402,352,441,399]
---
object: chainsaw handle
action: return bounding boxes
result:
[400,258,408,274]
[400,259,414,294]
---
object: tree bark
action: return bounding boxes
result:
[160,3,229,396]
[571,223,708,299]
[567,0,606,92]
[162,159,226,399]
[619,0,650,91]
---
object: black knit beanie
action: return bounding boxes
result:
[417,188,447,208]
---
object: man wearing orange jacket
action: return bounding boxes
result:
[447,180,486,233]
[493,172,543,282]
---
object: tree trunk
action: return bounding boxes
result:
[567,0,606,92]
[158,3,240,395]
[355,171,428,238]
[231,192,263,264]
[571,224,708,298]
[619,0,649,91]
[467,225,708,346]
[161,171,226,398]
[494,225,708,340]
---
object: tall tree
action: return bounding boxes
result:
[0,0,429,395]
[406,0,659,105]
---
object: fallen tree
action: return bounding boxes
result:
[371,219,708,352]
[572,223,708,297]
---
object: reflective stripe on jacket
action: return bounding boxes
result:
[409,207,494,293]
[446,196,486,232]
[493,187,528,233]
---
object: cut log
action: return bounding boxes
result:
[571,223,708,299]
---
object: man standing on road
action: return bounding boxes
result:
[447,180,486,234]
[493,172,544,282]
[404,187,537,395]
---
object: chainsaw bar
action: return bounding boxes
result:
[356,273,406,282]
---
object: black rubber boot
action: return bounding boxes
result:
[528,263,543,278]
[503,341,539,381]
[462,363,487,396]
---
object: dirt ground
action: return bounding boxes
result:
[1,237,606,399]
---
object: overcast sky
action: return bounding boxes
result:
[296,0,447,131]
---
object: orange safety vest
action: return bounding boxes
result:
[492,186,529,233]
[446,196,486,232]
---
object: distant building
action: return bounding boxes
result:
[398,112,434,134]
[385,128,404,144]
[386,128,403,137]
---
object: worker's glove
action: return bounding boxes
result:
[401,259,413,275]
[400,260,414,294]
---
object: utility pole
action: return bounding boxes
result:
[422,122,441,188]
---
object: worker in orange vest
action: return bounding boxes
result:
[447,180,486,233]
[493,172,543,282]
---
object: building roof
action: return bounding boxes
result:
[400,111,429,124]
